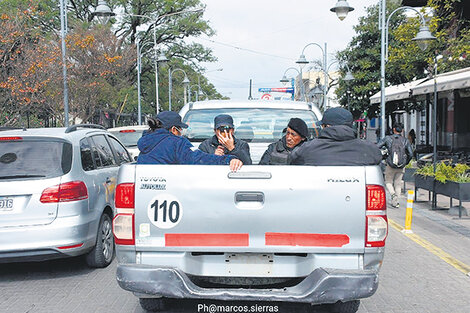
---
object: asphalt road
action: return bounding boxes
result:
[1,203,470,313]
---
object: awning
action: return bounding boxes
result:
[370,78,427,104]
[411,67,470,96]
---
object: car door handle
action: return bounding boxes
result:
[235,192,264,203]
[106,177,112,184]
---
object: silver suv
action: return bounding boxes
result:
[0,125,132,267]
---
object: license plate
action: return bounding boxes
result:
[225,253,273,276]
[0,198,14,211]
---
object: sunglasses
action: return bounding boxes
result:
[217,126,233,132]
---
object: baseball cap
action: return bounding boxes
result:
[214,114,234,129]
[320,107,353,126]
[156,111,188,129]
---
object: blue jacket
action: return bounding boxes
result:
[137,129,234,165]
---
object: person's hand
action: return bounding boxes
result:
[214,145,225,156]
[229,159,243,172]
[217,131,235,151]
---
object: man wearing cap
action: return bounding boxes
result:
[377,122,413,208]
[259,118,309,165]
[199,114,252,165]
[289,107,382,166]
[137,111,243,171]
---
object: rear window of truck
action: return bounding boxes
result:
[182,108,320,142]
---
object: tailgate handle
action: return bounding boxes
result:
[228,172,272,179]
[235,192,264,203]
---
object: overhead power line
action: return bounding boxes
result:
[198,37,293,61]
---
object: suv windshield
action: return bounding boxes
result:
[182,108,320,142]
[0,139,72,179]
[109,130,145,147]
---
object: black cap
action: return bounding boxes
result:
[320,107,353,126]
[214,114,234,129]
[156,111,188,129]
[287,118,308,138]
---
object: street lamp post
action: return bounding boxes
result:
[280,67,300,100]
[330,0,355,21]
[93,2,202,114]
[330,1,435,139]
[135,41,167,124]
[379,3,435,139]
[169,68,190,111]
[197,68,223,101]
[296,42,328,109]
[59,0,70,126]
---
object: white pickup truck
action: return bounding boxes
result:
[112,100,388,313]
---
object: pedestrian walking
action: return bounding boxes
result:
[377,123,413,208]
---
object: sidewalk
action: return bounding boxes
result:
[387,181,470,269]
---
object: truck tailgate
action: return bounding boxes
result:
[133,165,366,254]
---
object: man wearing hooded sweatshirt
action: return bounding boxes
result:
[137,111,243,172]
[289,107,382,166]
[259,118,309,165]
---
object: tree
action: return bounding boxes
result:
[335,1,408,118]
[335,0,470,119]
[66,25,135,123]
[0,2,62,126]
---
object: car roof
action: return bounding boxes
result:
[179,100,322,119]
[108,125,148,132]
[0,126,110,142]
[186,100,313,110]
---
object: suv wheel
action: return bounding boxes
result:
[329,300,360,313]
[139,298,166,312]
[86,213,114,268]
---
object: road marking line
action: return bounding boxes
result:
[388,218,470,277]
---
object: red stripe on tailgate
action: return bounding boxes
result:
[265,233,350,247]
[165,233,249,247]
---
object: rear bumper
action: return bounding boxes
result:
[0,215,97,263]
[117,265,379,304]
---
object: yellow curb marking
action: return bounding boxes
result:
[388,218,470,277]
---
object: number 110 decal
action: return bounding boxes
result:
[147,194,183,229]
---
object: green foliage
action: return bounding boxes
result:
[335,0,470,118]
[415,162,470,183]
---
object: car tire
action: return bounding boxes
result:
[329,300,360,313]
[86,213,114,268]
[139,298,166,312]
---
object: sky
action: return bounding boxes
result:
[193,0,373,100]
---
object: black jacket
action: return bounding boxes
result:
[289,125,382,166]
[377,134,413,167]
[198,135,252,165]
[259,136,304,165]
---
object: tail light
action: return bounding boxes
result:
[0,137,23,141]
[114,183,135,245]
[115,183,135,208]
[119,129,136,133]
[365,185,388,247]
[40,181,88,203]
[113,214,135,245]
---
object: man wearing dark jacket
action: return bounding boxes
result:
[259,118,308,165]
[199,114,252,165]
[289,107,382,166]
